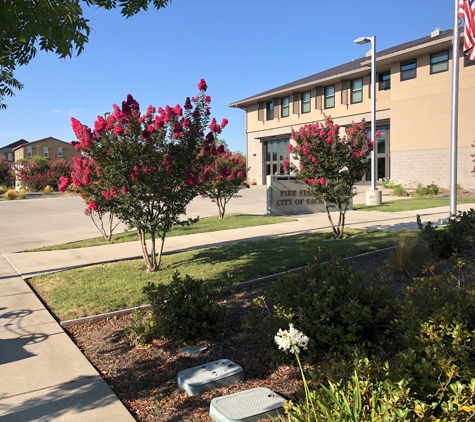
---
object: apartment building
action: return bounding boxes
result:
[13,137,81,162]
[229,28,475,189]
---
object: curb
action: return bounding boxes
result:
[60,246,397,328]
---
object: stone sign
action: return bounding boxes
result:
[266,175,353,216]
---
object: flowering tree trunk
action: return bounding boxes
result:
[89,210,121,241]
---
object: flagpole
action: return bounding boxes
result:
[450,0,461,218]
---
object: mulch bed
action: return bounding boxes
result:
[65,282,306,421]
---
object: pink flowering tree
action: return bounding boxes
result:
[0,159,13,187]
[59,79,227,271]
[286,116,375,239]
[197,134,249,218]
[15,156,73,191]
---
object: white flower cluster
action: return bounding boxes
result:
[274,323,309,354]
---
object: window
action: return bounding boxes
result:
[324,85,335,109]
[266,101,274,120]
[430,50,449,74]
[27,147,32,158]
[43,147,49,158]
[400,59,417,81]
[7,152,13,161]
[464,56,475,67]
[378,71,391,90]
[281,96,289,117]
[350,78,363,104]
[58,147,63,157]
[301,91,311,113]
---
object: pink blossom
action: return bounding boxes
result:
[114,125,124,136]
[58,176,70,192]
[174,104,183,116]
[184,97,193,110]
[320,177,326,185]
[88,201,98,211]
[166,166,173,174]
[198,79,208,91]
[205,95,211,103]
[286,143,293,153]
[130,166,140,180]
[121,186,128,195]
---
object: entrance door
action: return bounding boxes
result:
[364,126,390,183]
[265,139,290,176]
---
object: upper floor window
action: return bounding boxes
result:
[43,147,49,158]
[350,78,363,104]
[301,91,311,113]
[58,147,63,157]
[430,50,449,74]
[281,96,289,117]
[27,147,32,158]
[464,56,475,67]
[400,59,417,81]
[266,100,274,120]
[7,152,13,161]
[378,71,391,90]
[324,85,335,109]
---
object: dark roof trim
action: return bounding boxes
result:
[255,133,292,141]
[229,28,454,108]
[0,139,28,150]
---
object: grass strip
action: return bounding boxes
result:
[354,197,474,212]
[25,214,294,251]
[30,228,404,321]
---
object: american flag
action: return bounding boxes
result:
[459,0,475,60]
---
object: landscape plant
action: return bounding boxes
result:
[286,116,376,238]
[197,147,249,219]
[0,159,13,186]
[143,271,227,342]
[3,188,16,200]
[59,79,230,271]
[15,156,72,191]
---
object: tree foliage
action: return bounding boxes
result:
[15,156,73,191]
[0,159,13,186]
[197,147,249,219]
[0,0,171,108]
[60,79,229,271]
[287,116,375,238]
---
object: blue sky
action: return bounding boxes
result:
[0,0,456,153]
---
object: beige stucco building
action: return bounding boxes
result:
[230,28,475,189]
[13,137,81,162]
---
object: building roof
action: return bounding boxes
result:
[229,28,454,108]
[0,139,28,150]
[12,137,71,151]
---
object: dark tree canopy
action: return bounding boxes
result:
[0,0,171,108]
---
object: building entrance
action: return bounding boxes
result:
[363,126,390,183]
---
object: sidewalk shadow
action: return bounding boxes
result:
[0,375,119,421]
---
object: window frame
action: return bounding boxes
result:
[43,147,49,158]
[350,78,363,104]
[324,85,335,109]
[281,96,289,117]
[27,147,32,158]
[430,50,449,74]
[266,100,274,121]
[301,91,311,114]
[400,59,417,81]
[58,147,63,158]
[378,71,391,90]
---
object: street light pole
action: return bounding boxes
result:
[354,35,382,206]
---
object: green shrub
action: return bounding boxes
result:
[143,271,226,342]
[417,209,475,259]
[415,182,441,196]
[3,189,16,200]
[123,309,152,346]
[386,233,431,278]
[245,256,397,361]
[391,184,407,196]
[18,188,26,199]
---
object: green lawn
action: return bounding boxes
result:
[25,214,294,251]
[30,229,405,321]
[354,197,474,212]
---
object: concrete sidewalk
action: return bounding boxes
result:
[1,201,473,421]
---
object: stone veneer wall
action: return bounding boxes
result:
[391,147,475,190]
